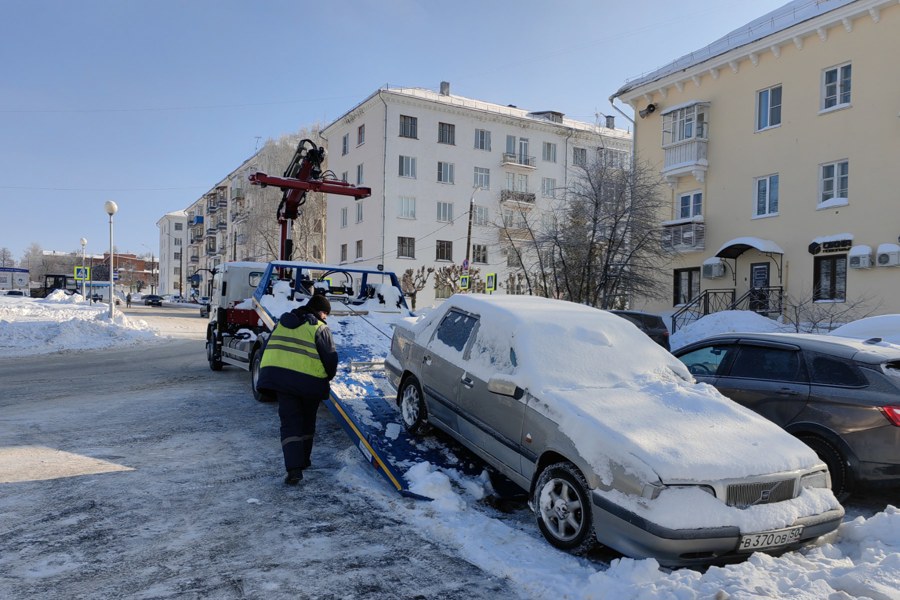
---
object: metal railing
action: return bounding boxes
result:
[670,286,784,332]
[501,153,535,168]
[500,189,536,204]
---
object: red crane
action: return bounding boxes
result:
[248,138,371,261]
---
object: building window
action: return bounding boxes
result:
[542,177,557,198]
[340,243,348,263]
[437,161,455,184]
[437,201,453,223]
[342,133,349,156]
[340,207,348,228]
[472,244,487,264]
[756,84,782,131]
[436,240,453,261]
[473,205,489,226]
[356,164,364,185]
[174,238,182,246]
[678,191,703,219]
[474,129,491,151]
[398,196,416,219]
[506,172,528,192]
[174,223,183,231]
[357,124,366,146]
[754,174,779,217]
[397,236,415,259]
[542,142,557,163]
[600,148,629,169]
[673,267,701,305]
[474,167,490,189]
[820,160,849,204]
[399,155,417,178]
[355,240,363,260]
[356,202,363,223]
[400,114,418,138]
[573,147,587,167]
[341,171,348,183]
[438,122,455,145]
[662,104,708,145]
[814,255,847,301]
[822,63,851,110]
[174,252,181,260]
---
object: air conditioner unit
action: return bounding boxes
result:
[849,254,871,269]
[702,262,725,279]
[877,251,900,267]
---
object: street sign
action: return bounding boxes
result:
[459,275,470,291]
[462,259,469,271]
[74,266,90,281]
[485,273,497,293]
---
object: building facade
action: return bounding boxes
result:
[156,211,187,296]
[321,83,629,307]
[612,0,900,328]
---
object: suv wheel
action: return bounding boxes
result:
[533,462,596,554]
[799,435,853,501]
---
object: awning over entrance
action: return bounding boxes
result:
[715,237,785,259]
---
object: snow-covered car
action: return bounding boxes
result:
[385,294,844,567]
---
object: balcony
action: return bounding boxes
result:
[207,202,218,214]
[500,189,536,204]
[189,254,200,263]
[217,220,227,230]
[190,215,204,226]
[501,153,536,169]
[191,229,204,244]
[661,220,705,253]
[661,140,708,184]
[231,185,245,200]
[661,101,709,184]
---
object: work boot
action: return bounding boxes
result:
[284,469,303,486]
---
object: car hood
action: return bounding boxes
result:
[537,374,821,485]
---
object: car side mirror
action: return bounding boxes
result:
[487,375,525,400]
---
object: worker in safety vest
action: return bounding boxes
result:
[257,294,338,485]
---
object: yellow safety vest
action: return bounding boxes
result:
[260,320,328,379]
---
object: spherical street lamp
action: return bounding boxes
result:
[104,201,118,319]
[80,237,87,300]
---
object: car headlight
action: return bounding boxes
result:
[800,470,830,489]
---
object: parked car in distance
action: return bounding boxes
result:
[199,297,211,318]
[5,290,25,296]
[673,332,900,499]
[609,310,671,350]
[143,295,163,307]
[386,294,843,566]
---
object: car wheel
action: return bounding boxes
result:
[799,435,853,501]
[251,348,274,403]
[533,462,597,554]
[398,376,430,435]
[207,330,223,372]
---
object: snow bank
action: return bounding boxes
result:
[670,310,791,350]
[830,314,900,346]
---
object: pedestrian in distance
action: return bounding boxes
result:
[256,294,338,485]
[126,293,132,308]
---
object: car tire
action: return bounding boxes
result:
[799,435,853,501]
[533,462,597,554]
[251,348,274,403]
[398,376,430,436]
[207,330,223,372]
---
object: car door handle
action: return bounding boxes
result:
[423,355,432,366]
[461,376,474,389]
[777,387,800,396]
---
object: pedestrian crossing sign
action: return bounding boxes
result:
[74,266,90,281]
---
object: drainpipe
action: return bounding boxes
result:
[378,90,389,279]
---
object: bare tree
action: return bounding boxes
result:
[433,264,484,297]
[0,247,13,267]
[502,154,670,309]
[781,289,880,333]
[401,266,434,310]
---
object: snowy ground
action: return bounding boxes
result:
[1,294,898,599]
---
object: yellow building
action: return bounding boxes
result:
[611,0,900,330]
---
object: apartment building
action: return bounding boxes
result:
[611,0,900,328]
[321,83,629,307]
[156,211,187,296]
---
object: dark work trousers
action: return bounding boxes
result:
[277,391,321,472]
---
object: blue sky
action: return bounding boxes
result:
[0,0,787,263]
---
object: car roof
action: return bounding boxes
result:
[678,331,900,364]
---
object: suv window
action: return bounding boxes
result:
[678,344,737,376]
[809,354,866,387]
[434,310,478,353]
[728,345,807,383]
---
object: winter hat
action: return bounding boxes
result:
[306,294,332,315]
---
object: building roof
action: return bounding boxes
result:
[612,0,860,100]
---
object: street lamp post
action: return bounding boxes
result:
[80,237,87,300]
[104,201,118,319]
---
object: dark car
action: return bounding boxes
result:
[5,290,25,296]
[609,310,670,350]
[674,332,900,498]
[143,295,163,307]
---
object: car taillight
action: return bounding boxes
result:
[881,406,900,427]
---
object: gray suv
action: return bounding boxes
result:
[674,332,900,499]
[386,295,843,566]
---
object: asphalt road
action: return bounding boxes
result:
[0,307,517,599]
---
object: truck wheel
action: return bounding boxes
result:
[533,462,597,554]
[251,349,274,403]
[207,331,223,371]
[398,376,430,435]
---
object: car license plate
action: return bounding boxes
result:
[738,526,804,552]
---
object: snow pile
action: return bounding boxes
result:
[0,293,158,357]
[670,310,791,350]
[830,314,900,345]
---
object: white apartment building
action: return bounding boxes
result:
[156,211,188,296]
[321,83,630,307]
